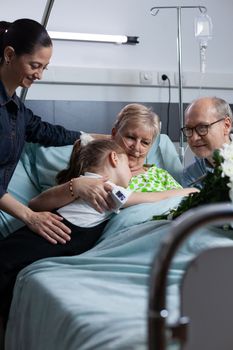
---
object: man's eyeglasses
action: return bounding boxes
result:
[181,118,225,137]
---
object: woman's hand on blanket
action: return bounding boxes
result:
[26,211,72,244]
[73,176,114,213]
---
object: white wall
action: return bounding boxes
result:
[2,0,233,102]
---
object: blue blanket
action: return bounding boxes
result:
[5,198,233,350]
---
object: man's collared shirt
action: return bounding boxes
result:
[182,157,214,189]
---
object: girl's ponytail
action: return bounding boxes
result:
[56,140,83,184]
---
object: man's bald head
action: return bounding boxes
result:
[184,97,232,161]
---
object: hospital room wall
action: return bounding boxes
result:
[2,0,233,142]
[21,0,233,101]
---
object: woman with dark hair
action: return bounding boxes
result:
[0,18,111,243]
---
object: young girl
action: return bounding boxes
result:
[0,139,132,329]
[55,138,132,227]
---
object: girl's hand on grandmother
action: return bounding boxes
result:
[26,211,72,244]
[72,176,115,213]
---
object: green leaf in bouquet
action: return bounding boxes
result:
[152,149,231,221]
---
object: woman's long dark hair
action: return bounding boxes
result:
[0,18,52,60]
[56,139,126,185]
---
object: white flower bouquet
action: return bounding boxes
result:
[153,142,233,221]
[220,142,233,202]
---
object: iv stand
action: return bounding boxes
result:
[150,5,207,164]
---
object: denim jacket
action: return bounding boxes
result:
[0,81,80,198]
[182,157,214,189]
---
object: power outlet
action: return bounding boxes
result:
[157,72,172,85]
[139,71,153,85]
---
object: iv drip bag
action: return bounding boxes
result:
[194,13,213,73]
[195,13,213,42]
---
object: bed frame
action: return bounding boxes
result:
[148,202,233,350]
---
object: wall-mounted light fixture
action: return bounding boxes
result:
[48,31,139,45]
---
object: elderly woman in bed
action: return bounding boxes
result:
[112,103,182,193]
[31,104,197,225]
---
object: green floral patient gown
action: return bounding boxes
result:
[128,165,182,192]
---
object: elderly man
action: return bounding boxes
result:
[181,96,232,188]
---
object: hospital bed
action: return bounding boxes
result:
[1,136,233,350]
[148,202,233,350]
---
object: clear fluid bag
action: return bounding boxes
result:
[194,13,213,73]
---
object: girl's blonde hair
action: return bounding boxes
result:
[56,139,126,184]
[113,103,160,141]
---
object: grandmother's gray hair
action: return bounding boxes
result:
[113,103,160,141]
